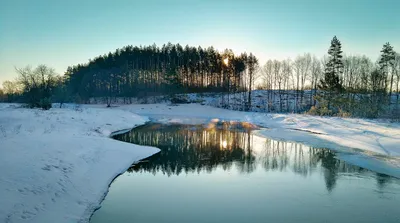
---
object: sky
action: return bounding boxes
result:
[1,0,399,84]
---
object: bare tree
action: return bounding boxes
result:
[293,56,302,110]
[359,56,374,92]
[393,53,400,104]
[15,65,57,109]
[246,53,259,111]
[2,80,21,102]
[261,60,274,111]
[272,60,283,111]
[310,56,321,106]
[2,80,19,95]
[0,88,4,102]
[293,53,311,111]
[281,59,292,111]
[300,54,311,108]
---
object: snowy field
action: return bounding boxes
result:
[0,104,160,223]
[0,102,400,223]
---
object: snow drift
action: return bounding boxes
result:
[0,104,160,223]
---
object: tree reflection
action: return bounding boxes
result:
[114,123,387,192]
[376,173,391,190]
[119,123,256,176]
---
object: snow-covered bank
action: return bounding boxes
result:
[0,104,160,223]
[115,103,400,177]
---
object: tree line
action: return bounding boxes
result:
[259,36,399,118]
[1,37,399,118]
[65,43,258,108]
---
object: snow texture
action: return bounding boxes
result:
[0,104,160,223]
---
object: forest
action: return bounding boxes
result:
[1,36,399,118]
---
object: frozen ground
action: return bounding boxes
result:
[0,102,399,223]
[0,104,160,223]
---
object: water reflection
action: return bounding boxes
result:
[91,123,400,223]
[113,123,384,192]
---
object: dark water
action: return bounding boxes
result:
[91,123,400,223]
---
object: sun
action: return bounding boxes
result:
[223,58,229,66]
[222,140,228,149]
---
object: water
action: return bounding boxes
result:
[91,123,400,223]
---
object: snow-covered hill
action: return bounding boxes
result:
[0,104,159,223]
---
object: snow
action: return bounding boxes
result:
[90,90,400,114]
[0,104,160,223]
[0,101,399,222]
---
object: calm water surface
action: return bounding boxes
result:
[91,123,400,223]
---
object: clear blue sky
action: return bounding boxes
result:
[1,0,399,83]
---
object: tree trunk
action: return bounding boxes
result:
[389,73,394,100]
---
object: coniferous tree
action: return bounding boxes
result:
[246,53,258,111]
[318,36,344,113]
[320,36,343,92]
[378,42,396,97]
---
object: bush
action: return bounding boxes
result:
[337,109,351,118]
[307,105,333,116]
[307,106,319,115]
[39,98,52,110]
[170,96,189,104]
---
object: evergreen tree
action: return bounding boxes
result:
[317,36,344,114]
[378,42,396,97]
[320,36,343,91]
[246,53,258,111]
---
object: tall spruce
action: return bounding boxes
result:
[320,36,343,92]
[378,42,396,97]
[317,36,344,113]
[246,53,258,111]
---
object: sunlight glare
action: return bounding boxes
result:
[222,140,228,149]
[223,58,229,66]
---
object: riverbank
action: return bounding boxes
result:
[0,104,160,223]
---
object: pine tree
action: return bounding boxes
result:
[246,53,258,111]
[320,36,343,91]
[317,36,344,114]
[378,42,396,97]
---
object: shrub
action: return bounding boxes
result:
[337,109,351,118]
[39,98,52,110]
[170,96,189,104]
[307,106,319,115]
[307,105,333,116]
